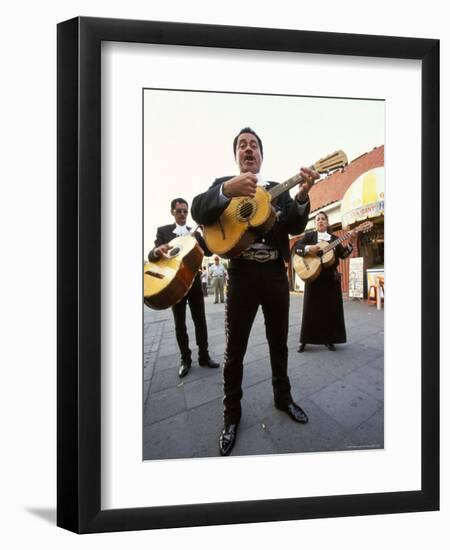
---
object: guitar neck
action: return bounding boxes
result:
[267,150,348,201]
[322,231,357,254]
[268,173,305,200]
[188,225,201,236]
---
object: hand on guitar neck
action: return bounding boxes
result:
[348,229,358,243]
[295,166,320,203]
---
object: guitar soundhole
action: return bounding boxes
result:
[236,200,255,222]
[169,247,180,257]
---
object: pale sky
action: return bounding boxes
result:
[143,89,384,256]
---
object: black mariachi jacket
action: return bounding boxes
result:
[191,176,310,262]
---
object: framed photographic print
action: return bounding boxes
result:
[57,17,439,533]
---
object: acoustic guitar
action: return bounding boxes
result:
[144,234,204,310]
[202,150,348,258]
[292,221,373,283]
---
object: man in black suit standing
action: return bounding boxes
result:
[148,198,219,377]
[192,128,319,456]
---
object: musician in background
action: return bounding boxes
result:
[148,198,220,377]
[295,211,356,353]
[192,128,319,456]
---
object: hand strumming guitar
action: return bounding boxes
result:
[154,243,172,259]
[222,172,258,198]
[307,245,322,256]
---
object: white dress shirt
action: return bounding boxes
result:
[173,223,189,236]
[317,231,332,242]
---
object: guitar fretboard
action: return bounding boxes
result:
[322,232,352,254]
[266,150,348,201]
[268,173,304,200]
[321,222,369,253]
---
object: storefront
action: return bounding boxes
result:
[340,167,385,298]
[288,149,385,297]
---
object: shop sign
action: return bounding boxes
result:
[342,200,384,227]
[349,257,364,298]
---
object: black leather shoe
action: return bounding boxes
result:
[199,356,220,368]
[297,343,306,353]
[276,402,309,423]
[219,424,238,456]
[325,344,336,351]
[178,361,192,378]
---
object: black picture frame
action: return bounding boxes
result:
[57,16,439,533]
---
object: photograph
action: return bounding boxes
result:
[143,89,385,460]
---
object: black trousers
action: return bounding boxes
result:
[223,258,292,425]
[172,274,209,363]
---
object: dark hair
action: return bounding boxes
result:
[171,198,188,210]
[315,211,329,229]
[233,127,263,158]
[315,211,329,222]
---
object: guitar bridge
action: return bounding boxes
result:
[145,270,165,279]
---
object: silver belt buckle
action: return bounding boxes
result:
[254,249,271,262]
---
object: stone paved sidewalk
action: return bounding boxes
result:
[143,293,384,460]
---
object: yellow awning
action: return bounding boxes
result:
[341,167,384,227]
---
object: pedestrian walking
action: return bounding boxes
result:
[209,256,227,304]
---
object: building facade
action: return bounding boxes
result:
[289,145,385,298]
